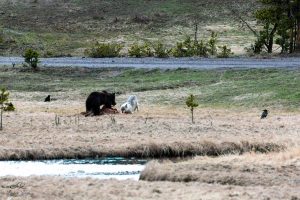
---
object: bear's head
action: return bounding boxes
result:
[109,93,116,106]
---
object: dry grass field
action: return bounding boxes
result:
[0,175,299,200]
[0,97,298,160]
[0,66,299,199]
[0,91,299,199]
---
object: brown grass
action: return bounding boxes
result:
[0,91,299,199]
[140,148,300,186]
[0,176,299,200]
[0,140,285,161]
[0,91,298,160]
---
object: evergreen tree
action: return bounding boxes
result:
[255,0,300,53]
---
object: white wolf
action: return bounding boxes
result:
[120,95,139,114]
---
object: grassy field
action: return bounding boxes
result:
[0,0,259,56]
[1,66,299,109]
[0,66,299,199]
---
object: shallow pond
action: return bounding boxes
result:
[0,157,147,180]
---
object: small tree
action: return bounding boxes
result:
[194,40,209,57]
[217,45,233,58]
[186,94,199,124]
[24,48,39,70]
[0,88,15,130]
[87,42,123,58]
[172,37,195,57]
[207,31,218,56]
[153,42,170,58]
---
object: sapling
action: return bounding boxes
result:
[186,94,199,124]
[0,88,15,130]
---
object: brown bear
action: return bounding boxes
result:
[85,91,116,116]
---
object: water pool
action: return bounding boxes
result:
[0,157,147,180]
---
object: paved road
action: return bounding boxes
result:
[0,56,300,69]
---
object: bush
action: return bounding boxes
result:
[207,31,218,56]
[172,37,195,57]
[128,42,154,57]
[194,40,209,57]
[128,43,143,57]
[87,42,123,58]
[153,42,171,58]
[142,43,154,57]
[23,49,39,70]
[246,39,264,54]
[217,45,233,58]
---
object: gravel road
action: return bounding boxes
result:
[0,56,300,69]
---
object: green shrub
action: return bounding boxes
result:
[207,31,218,56]
[172,37,195,57]
[44,51,54,58]
[128,42,154,57]
[217,45,233,58]
[194,40,209,57]
[87,42,123,58]
[142,43,154,57]
[246,38,264,54]
[128,43,143,57]
[23,49,39,70]
[153,42,170,58]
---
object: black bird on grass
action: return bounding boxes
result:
[44,95,51,102]
[260,109,268,119]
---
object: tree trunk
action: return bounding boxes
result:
[0,109,2,130]
[294,0,300,52]
[295,22,300,51]
[266,23,278,53]
[267,39,273,53]
[194,24,198,43]
[191,108,194,124]
[289,23,295,53]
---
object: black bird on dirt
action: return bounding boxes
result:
[44,95,51,102]
[260,109,268,119]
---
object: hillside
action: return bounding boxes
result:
[0,0,259,56]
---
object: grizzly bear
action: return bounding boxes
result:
[85,91,116,116]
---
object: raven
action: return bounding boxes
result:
[44,95,51,102]
[261,109,268,119]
